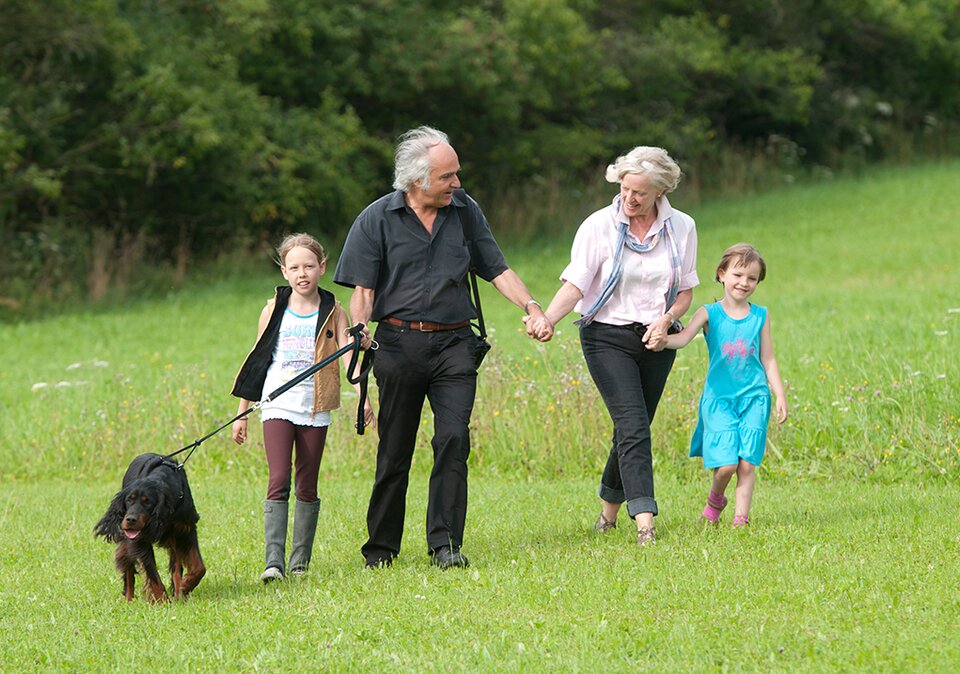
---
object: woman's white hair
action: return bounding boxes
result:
[605,146,682,194]
[393,126,450,192]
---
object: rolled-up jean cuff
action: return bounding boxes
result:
[626,497,658,519]
[597,483,625,504]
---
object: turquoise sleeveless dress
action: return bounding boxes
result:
[689,302,771,467]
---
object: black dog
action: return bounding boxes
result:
[94,453,205,602]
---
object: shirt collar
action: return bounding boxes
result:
[386,188,468,212]
[386,189,408,211]
[612,194,674,239]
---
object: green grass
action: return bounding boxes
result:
[1,162,959,671]
[3,477,958,671]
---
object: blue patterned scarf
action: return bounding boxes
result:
[575,195,682,327]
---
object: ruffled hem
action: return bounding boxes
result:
[688,394,770,466]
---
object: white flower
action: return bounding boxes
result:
[67,362,82,370]
[31,382,48,392]
[934,331,948,336]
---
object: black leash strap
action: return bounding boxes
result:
[166,323,375,465]
[469,271,487,341]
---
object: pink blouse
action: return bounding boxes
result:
[561,195,699,326]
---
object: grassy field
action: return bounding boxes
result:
[3,477,958,671]
[1,162,959,671]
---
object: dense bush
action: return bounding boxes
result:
[2,0,958,316]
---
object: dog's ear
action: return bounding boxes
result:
[94,487,129,542]
[145,488,167,537]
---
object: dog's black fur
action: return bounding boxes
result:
[94,453,205,602]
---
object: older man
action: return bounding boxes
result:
[334,126,548,569]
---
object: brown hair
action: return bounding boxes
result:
[715,243,767,282]
[276,233,326,268]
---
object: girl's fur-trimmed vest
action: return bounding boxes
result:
[232,286,342,414]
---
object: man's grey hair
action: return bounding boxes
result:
[605,146,682,194]
[393,126,450,192]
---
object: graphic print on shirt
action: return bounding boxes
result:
[720,337,755,380]
[277,322,315,382]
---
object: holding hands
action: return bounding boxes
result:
[641,314,674,351]
[523,313,554,342]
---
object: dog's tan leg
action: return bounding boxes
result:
[170,552,184,599]
[179,544,206,598]
[116,544,137,601]
[145,578,170,603]
[122,566,136,601]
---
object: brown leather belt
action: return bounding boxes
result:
[381,317,470,332]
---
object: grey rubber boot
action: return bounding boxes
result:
[260,499,288,582]
[287,499,321,576]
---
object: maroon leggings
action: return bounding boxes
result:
[262,419,328,502]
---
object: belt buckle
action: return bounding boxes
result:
[417,321,435,332]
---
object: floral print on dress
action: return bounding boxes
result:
[721,338,755,379]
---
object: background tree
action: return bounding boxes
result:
[2,0,957,316]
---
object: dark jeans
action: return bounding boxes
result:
[580,322,676,518]
[361,324,477,563]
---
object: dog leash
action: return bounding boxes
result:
[165,323,377,468]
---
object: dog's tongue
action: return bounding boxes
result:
[123,530,140,540]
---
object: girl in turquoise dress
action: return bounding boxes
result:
[659,244,788,526]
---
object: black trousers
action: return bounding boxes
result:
[580,322,676,518]
[361,324,477,563]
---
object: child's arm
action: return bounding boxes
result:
[656,306,708,351]
[336,304,376,429]
[759,312,788,424]
[232,304,273,444]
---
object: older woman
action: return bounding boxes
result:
[528,146,699,546]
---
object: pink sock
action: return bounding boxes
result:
[702,491,727,522]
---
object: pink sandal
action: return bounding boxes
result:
[732,514,750,527]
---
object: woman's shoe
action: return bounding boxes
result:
[260,566,284,583]
[637,526,656,547]
[593,513,617,533]
[732,514,750,527]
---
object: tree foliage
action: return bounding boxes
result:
[1,0,958,314]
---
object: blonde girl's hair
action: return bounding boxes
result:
[276,233,327,268]
[715,243,767,282]
[604,146,682,194]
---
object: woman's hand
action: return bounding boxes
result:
[523,314,554,342]
[642,316,672,351]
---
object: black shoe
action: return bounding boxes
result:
[430,546,469,569]
[364,556,393,569]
